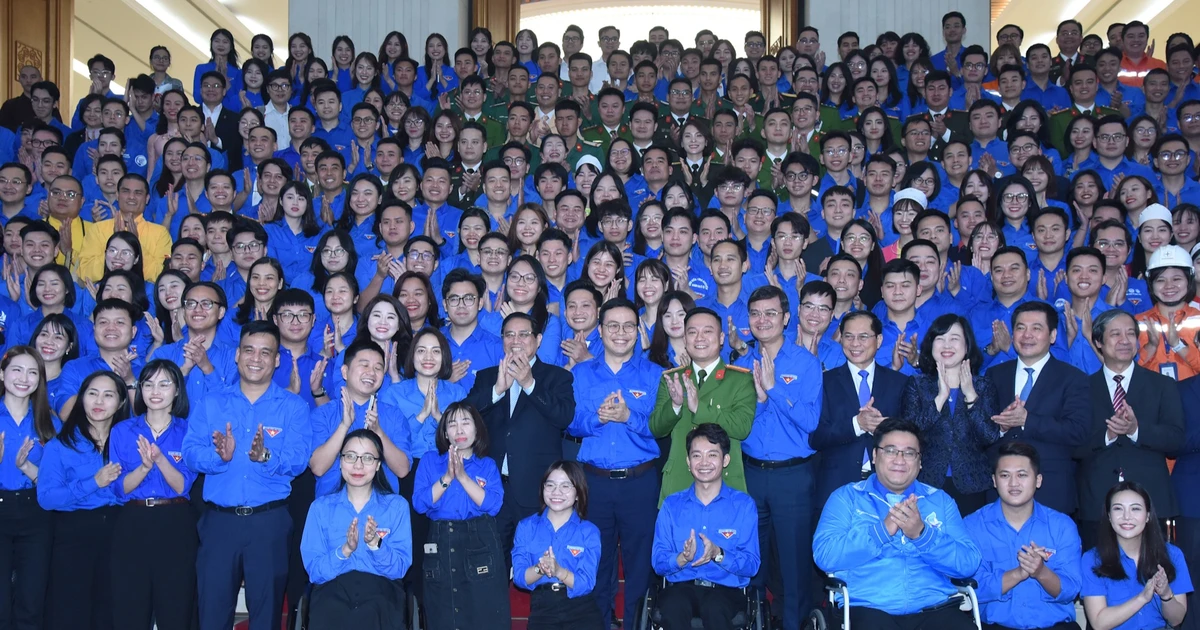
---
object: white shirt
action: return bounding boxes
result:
[201,103,225,149]
[260,104,290,148]
[1014,352,1051,399]
[589,59,610,94]
[927,106,952,143]
[849,362,877,437]
[765,149,787,165]
[1102,362,1139,445]
[672,358,721,415]
[493,357,539,474]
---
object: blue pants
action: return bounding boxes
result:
[745,458,816,630]
[196,506,292,630]
[586,467,660,626]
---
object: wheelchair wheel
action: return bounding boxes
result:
[805,607,829,630]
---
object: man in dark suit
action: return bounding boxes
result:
[1076,309,1184,550]
[465,311,577,548]
[988,302,1091,515]
[196,70,244,171]
[811,311,908,513]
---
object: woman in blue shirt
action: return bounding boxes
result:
[30,315,80,411]
[193,29,243,112]
[263,181,328,281]
[412,402,509,630]
[1082,481,1191,629]
[512,461,603,630]
[0,347,58,630]
[109,360,197,630]
[336,174,383,259]
[414,34,458,105]
[383,328,466,464]
[38,369,128,630]
[302,428,412,629]
[238,58,268,109]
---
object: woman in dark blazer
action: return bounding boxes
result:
[900,313,999,516]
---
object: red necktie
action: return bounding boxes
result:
[1112,374,1126,411]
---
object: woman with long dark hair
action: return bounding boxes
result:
[31,315,79,411]
[899,314,997,515]
[302,428,412,629]
[647,291,696,369]
[0,347,57,630]
[38,370,129,630]
[264,181,327,280]
[109,360,197,630]
[1082,481,1190,629]
[480,256,561,365]
[194,29,242,111]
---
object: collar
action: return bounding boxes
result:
[201,102,223,118]
[928,106,948,117]
[691,358,721,376]
[462,161,482,172]
[848,360,876,381]
[1018,352,1052,372]
[870,473,916,500]
[1075,103,1095,114]
[1102,361,1135,385]
[765,148,787,162]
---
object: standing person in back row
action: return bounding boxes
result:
[182,321,312,630]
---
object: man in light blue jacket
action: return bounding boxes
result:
[813,417,981,628]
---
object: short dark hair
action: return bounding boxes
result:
[839,310,882,335]
[686,423,731,456]
[1011,300,1060,333]
[994,441,1041,475]
[873,418,924,454]
[436,402,489,456]
[917,314,984,375]
[238,320,280,346]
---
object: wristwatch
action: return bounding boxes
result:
[714,548,725,564]
[1173,341,1187,353]
[261,448,272,463]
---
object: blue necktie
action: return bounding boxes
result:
[857,370,871,406]
[1019,367,1035,402]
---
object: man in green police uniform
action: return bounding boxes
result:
[580,87,632,154]
[1048,63,1119,155]
[650,307,756,504]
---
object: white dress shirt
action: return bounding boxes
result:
[201,103,225,149]
[493,357,538,474]
[672,358,721,415]
[1102,362,1138,445]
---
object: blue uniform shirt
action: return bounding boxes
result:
[652,483,761,588]
[37,427,121,511]
[182,382,312,507]
[309,398,412,496]
[272,346,327,409]
[963,500,1082,629]
[150,339,239,405]
[56,355,145,412]
[1080,543,1193,630]
[443,324,504,392]
[379,379,467,460]
[110,415,197,501]
[0,406,51,491]
[301,490,413,583]
[733,343,821,460]
[412,451,503,520]
[568,354,663,469]
[512,510,602,598]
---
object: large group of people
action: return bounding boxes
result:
[0,11,1199,630]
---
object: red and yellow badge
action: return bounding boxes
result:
[718,528,736,539]
[476,476,487,488]
[567,545,584,557]
[264,427,282,438]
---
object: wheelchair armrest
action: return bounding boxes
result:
[824,575,848,591]
[951,577,978,589]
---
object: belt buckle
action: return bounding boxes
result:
[144,499,155,507]
[550,582,564,592]
[235,506,254,516]
[696,579,714,588]
[610,468,628,480]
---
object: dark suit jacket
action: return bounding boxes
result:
[811,362,908,508]
[1171,376,1200,519]
[987,357,1091,514]
[1076,365,1184,521]
[465,359,576,509]
[901,372,999,494]
[211,105,244,172]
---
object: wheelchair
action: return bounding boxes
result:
[293,585,421,630]
[638,576,770,630]
[805,575,981,630]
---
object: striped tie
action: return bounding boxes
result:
[1112,374,1126,411]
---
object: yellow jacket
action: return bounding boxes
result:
[45,215,92,277]
[77,215,173,283]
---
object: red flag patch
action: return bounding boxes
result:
[719,529,736,539]
[476,476,487,488]
[169,451,182,463]
[264,427,282,438]
[780,375,797,384]
[629,390,647,399]
[567,545,584,557]
[376,528,390,540]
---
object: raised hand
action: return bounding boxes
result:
[136,434,155,469]
[310,358,327,396]
[93,462,122,487]
[248,424,268,462]
[677,529,697,567]
[693,532,720,566]
[364,395,380,433]
[343,517,359,557]
[212,422,235,461]
[363,515,380,548]
[682,373,699,414]
[14,437,34,473]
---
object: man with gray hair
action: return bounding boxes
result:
[1075,308,1184,550]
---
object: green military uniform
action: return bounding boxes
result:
[559,88,601,124]
[908,110,972,156]
[650,362,757,504]
[580,123,632,155]
[733,110,764,140]
[459,113,508,152]
[819,104,848,132]
[654,112,708,148]
[749,92,795,114]
[757,152,790,198]
[1048,104,1120,156]
[624,97,663,118]
[566,137,603,166]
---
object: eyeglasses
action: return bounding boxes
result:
[800,302,833,314]
[105,247,135,259]
[183,298,220,311]
[481,247,510,258]
[1095,239,1128,250]
[268,83,291,91]
[508,271,538,285]
[798,38,818,46]
[502,330,535,340]
[543,481,575,492]
[600,36,620,44]
[824,147,848,156]
[841,333,876,344]
[1181,113,1200,123]
[906,130,932,138]
[609,149,631,158]
[1134,127,1157,137]
[1010,143,1038,155]
[603,322,637,334]
[201,82,224,90]
[276,311,314,323]
[717,182,745,192]
[784,171,811,182]
[599,217,628,228]
[407,251,435,262]
[352,117,376,125]
[49,189,79,199]
[232,241,264,254]
[29,139,55,148]
[1097,133,1126,143]
[749,308,782,318]
[847,62,866,70]
[1159,150,1189,161]
[0,177,26,186]
[1003,192,1030,202]
[842,234,873,245]
[669,89,691,97]
[341,453,378,465]
[774,233,802,242]
[461,89,483,97]
[404,119,425,128]
[91,70,114,78]
[321,247,347,257]
[503,157,526,165]
[745,206,775,217]
[962,62,988,71]
[745,42,765,50]
[445,294,478,306]
[876,445,920,461]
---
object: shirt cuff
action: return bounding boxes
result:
[940,129,952,143]
[492,388,505,404]
[672,404,682,416]
[1130,428,1139,443]
[852,415,865,437]
[1105,432,1118,446]
[521,379,536,396]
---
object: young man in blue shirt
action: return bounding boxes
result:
[813,417,981,628]
[651,423,760,630]
[182,321,312,630]
[440,269,503,392]
[568,298,665,630]
[964,442,1082,630]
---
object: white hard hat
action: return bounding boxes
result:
[1137,203,1171,228]
[1147,244,1194,272]
[893,188,928,209]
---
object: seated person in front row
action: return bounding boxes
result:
[813,418,981,630]
[651,423,760,630]
[963,441,1082,630]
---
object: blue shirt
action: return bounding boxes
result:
[442,324,504,392]
[271,345,327,409]
[0,405,50,491]
[263,221,329,281]
[1080,544,1193,630]
[1153,177,1200,209]
[733,343,821,460]
[411,450,503,520]
[37,427,120,511]
[963,500,1082,629]
[410,202,464,246]
[651,483,761,588]
[568,354,663,469]
[309,398,412,496]
[301,490,413,583]
[55,355,145,414]
[1078,156,1157,190]
[1057,299,1115,374]
[313,120,354,153]
[697,275,770,359]
[379,379,466,461]
[182,383,312,507]
[110,415,197,501]
[1021,81,1072,112]
[150,339,238,405]
[1097,86,1147,118]
[512,510,601,597]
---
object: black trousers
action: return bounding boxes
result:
[943,476,988,517]
[527,586,605,630]
[849,604,976,629]
[110,501,198,630]
[983,623,1080,630]
[46,505,119,630]
[657,581,744,630]
[422,516,510,630]
[400,458,431,598]
[0,489,50,630]
[285,470,315,630]
[308,571,406,630]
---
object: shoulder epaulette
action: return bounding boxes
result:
[724,365,751,374]
[663,366,687,376]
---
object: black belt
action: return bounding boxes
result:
[581,461,655,480]
[0,489,36,502]
[535,582,567,592]
[919,597,962,614]
[563,434,583,445]
[207,499,288,516]
[742,453,815,469]
[127,497,190,508]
